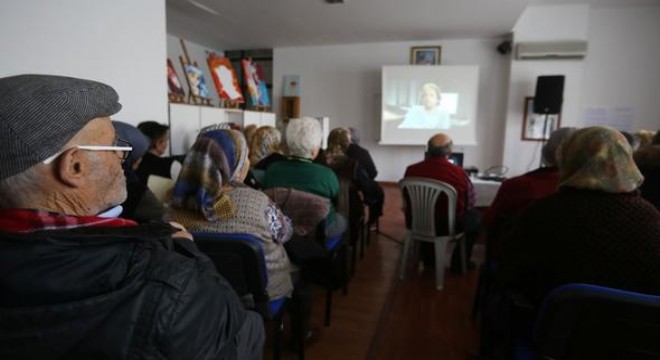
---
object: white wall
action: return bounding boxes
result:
[166,34,225,106]
[502,4,660,177]
[273,39,510,182]
[0,0,168,127]
[581,5,660,132]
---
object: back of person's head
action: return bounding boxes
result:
[171,135,230,221]
[113,121,149,170]
[348,127,360,145]
[249,126,281,165]
[426,133,453,158]
[325,128,351,165]
[635,130,655,149]
[541,127,577,167]
[138,121,169,146]
[286,117,322,159]
[243,124,258,145]
[558,126,643,193]
[0,74,123,211]
[652,129,660,145]
[198,128,248,183]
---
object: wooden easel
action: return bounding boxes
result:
[249,105,270,112]
[179,39,213,107]
[168,93,185,104]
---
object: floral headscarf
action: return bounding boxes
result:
[199,129,248,183]
[249,126,282,165]
[171,137,234,221]
[558,126,644,193]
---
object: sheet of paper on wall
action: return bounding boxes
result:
[583,106,634,132]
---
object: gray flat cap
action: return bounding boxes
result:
[0,74,122,180]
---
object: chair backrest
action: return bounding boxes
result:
[399,177,459,237]
[534,283,660,360]
[147,175,175,202]
[192,232,270,315]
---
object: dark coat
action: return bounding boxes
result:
[346,143,378,179]
[0,222,247,359]
[498,188,660,307]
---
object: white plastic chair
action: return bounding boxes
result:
[399,177,466,290]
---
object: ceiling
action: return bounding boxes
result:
[165,0,659,51]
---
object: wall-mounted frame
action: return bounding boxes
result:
[410,46,441,65]
[522,96,561,141]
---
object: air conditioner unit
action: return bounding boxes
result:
[515,41,587,60]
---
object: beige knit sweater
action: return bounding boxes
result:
[172,186,294,300]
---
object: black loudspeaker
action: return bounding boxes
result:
[533,75,565,114]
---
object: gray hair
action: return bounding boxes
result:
[0,166,43,208]
[286,117,322,159]
[348,127,360,144]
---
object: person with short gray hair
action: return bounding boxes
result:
[0,74,264,359]
[286,116,323,159]
[262,117,347,238]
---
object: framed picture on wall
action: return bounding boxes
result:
[522,96,561,141]
[410,46,441,65]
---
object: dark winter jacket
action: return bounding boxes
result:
[0,222,247,359]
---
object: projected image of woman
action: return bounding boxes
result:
[398,83,451,129]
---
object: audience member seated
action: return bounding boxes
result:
[0,74,264,359]
[113,121,168,222]
[404,133,481,272]
[243,123,258,147]
[497,126,660,308]
[634,129,660,210]
[481,127,576,261]
[320,128,385,222]
[249,125,288,183]
[136,120,182,184]
[346,127,385,226]
[636,129,656,149]
[170,129,294,300]
[262,117,347,239]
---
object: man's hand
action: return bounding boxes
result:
[169,221,193,241]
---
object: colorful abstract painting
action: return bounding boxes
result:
[167,59,185,96]
[207,54,244,103]
[184,63,210,99]
[242,58,270,107]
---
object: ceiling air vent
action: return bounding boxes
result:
[515,41,587,60]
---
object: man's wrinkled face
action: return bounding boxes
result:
[83,118,127,211]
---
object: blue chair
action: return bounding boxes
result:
[533,283,660,360]
[192,232,303,360]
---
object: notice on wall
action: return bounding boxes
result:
[583,106,634,132]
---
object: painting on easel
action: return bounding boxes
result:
[207,54,244,104]
[179,38,212,106]
[242,58,270,108]
[167,59,185,103]
[183,63,210,100]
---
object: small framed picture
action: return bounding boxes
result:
[410,46,441,65]
[522,96,561,141]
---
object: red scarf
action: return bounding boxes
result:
[0,209,137,233]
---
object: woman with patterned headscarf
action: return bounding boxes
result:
[498,126,660,308]
[170,128,294,300]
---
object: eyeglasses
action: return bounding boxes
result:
[42,138,133,165]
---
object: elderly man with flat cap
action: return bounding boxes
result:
[0,74,264,359]
[404,133,480,272]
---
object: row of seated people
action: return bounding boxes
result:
[476,126,660,358]
[0,74,381,358]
